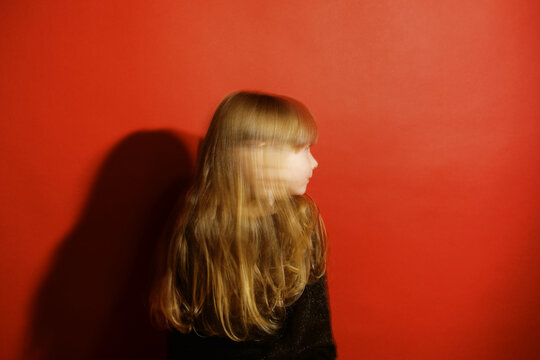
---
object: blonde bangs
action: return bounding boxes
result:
[260,109,318,149]
[226,92,318,148]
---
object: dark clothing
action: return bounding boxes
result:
[168,277,336,360]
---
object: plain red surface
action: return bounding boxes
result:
[1,1,539,359]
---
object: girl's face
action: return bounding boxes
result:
[280,145,318,195]
[239,144,318,198]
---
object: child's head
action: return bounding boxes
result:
[198,91,319,203]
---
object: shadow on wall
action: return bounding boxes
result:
[25,130,200,360]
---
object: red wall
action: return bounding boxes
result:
[1,1,539,359]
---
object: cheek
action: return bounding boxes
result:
[297,156,312,173]
[271,151,311,185]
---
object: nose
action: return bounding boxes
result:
[310,152,318,169]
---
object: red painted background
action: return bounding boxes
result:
[1,1,539,359]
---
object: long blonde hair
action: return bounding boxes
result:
[150,91,327,341]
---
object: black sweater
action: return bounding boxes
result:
[167,277,336,360]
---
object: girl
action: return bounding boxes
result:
[151,91,336,359]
